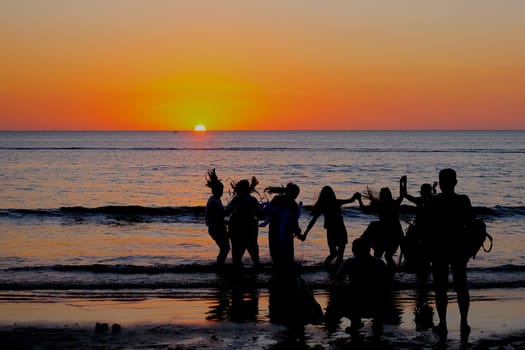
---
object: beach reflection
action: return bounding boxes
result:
[206,274,259,323]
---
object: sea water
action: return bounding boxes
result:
[0,131,524,301]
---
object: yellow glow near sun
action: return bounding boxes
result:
[194,124,206,131]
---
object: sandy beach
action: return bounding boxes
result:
[1,285,524,350]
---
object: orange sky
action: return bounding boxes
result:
[1,1,524,130]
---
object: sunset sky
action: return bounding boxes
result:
[1,1,524,130]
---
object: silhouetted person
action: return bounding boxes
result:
[226,177,262,269]
[328,237,392,336]
[427,168,472,341]
[356,177,405,270]
[400,178,437,330]
[205,169,230,266]
[300,186,360,267]
[267,186,323,339]
[402,178,437,227]
[400,176,437,274]
[262,183,302,270]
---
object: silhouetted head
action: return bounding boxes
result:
[320,186,336,200]
[379,187,393,202]
[439,168,457,194]
[205,169,224,198]
[285,183,300,200]
[316,186,336,207]
[420,183,433,198]
[212,185,224,198]
[234,179,250,196]
[352,237,371,258]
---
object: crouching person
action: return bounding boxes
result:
[326,237,393,336]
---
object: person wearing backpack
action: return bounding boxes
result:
[427,168,473,341]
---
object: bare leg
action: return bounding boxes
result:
[324,242,338,266]
[452,259,470,340]
[335,244,346,265]
[231,238,245,268]
[385,252,397,270]
[216,238,230,265]
[432,259,449,337]
[246,240,260,267]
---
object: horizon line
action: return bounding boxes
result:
[1,129,524,132]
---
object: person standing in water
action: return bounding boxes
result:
[401,177,437,274]
[427,168,473,341]
[355,177,405,270]
[300,186,360,267]
[226,177,263,269]
[204,169,230,266]
[262,183,302,270]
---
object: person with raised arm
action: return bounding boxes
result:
[205,169,230,267]
[400,176,437,274]
[300,186,360,267]
[354,176,405,270]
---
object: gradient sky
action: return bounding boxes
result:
[1,1,524,130]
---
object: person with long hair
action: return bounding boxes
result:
[205,169,230,266]
[300,186,360,267]
[355,176,405,270]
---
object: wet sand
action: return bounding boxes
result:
[1,287,524,349]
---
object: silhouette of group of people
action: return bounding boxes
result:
[205,168,474,341]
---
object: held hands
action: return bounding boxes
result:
[353,192,363,206]
[298,229,309,242]
[297,234,307,242]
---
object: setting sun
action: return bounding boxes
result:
[194,124,206,132]
[1,2,524,131]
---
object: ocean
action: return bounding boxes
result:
[0,130,524,315]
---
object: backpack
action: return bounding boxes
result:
[465,218,493,259]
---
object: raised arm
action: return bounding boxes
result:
[399,176,421,205]
[355,191,376,214]
[397,175,407,203]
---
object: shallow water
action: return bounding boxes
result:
[2,287,524,348]
[1,131,524,293]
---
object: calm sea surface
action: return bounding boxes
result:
[0,131,524,300]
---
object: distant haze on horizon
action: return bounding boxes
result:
[1,1,524,131]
